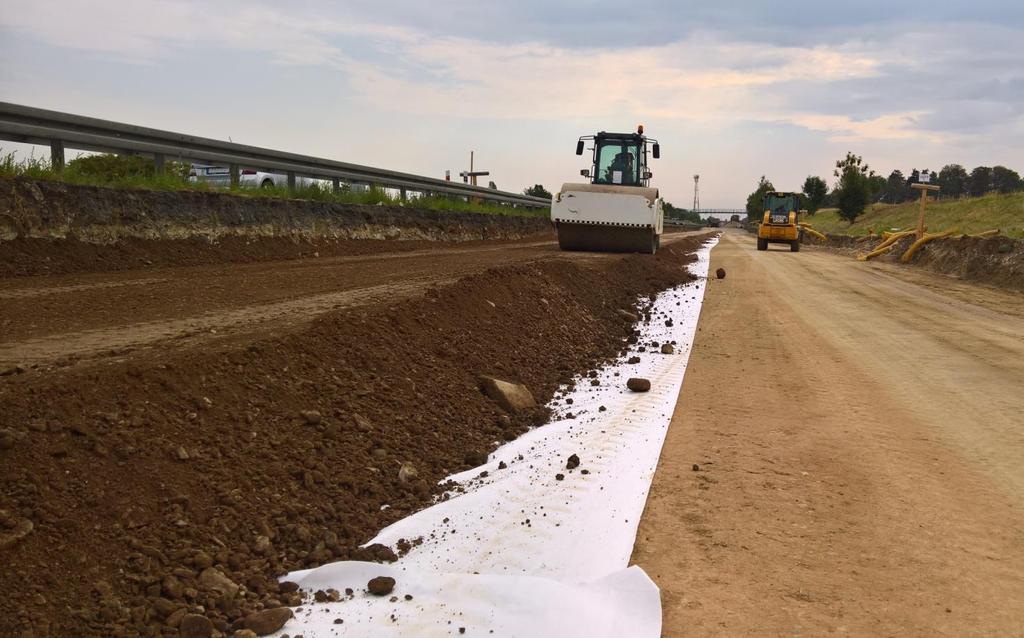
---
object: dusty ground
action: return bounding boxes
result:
[0,231,708,636]
[633,231,1024,636]
[0,237,562,369]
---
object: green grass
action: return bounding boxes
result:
[0,150,548,218]
[804,192,1024,238]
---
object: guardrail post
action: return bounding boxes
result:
[229,164,240,188]
[154,153,165,174]
[50,140,65,170]
[400,188,407,201]
[287,171,296,190]
[332,177,340,193]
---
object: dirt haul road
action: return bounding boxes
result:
[634,230,1024,636]
[0,234,693,370]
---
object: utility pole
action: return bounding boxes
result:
[692,174,700,213]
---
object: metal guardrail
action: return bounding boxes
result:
[0,102,550,208]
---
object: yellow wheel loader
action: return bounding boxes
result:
[551,127,663,254]
[756,192,803,252]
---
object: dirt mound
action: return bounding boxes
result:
[811,232,1024,291]
[0,234,710,636]
[0,177,551,277]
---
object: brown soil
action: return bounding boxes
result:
[0,177,550,278]
[806,230,1024,291]
[633,231,1024,636]
[0,232,710,636]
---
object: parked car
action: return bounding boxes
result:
[187,164,318,189]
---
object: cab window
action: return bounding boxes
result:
[595,142,639,185]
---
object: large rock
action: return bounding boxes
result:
[626,378,651,392]
[197,567,239,599]
[178,614,213,638]
[242,607,294,635]
[367,576,396,596]
[480,376,536,412]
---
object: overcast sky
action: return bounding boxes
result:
[2,0,1022,207]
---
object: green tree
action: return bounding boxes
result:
[664,201,701,223]
[991,166,1022,194]
[801,176,828,214]
[745,175,775,221]
[937,164,968,198]
[867,174,887,202]
[883,170,909,203]
[524,184,552,199]
[969,166,992,197]
[833,152,874,224]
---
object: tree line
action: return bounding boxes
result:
[747,155,1023,224]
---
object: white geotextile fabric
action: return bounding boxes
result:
[275,237,719,637]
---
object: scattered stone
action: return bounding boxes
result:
[334,618,344,624]
[626,378,651,392]
[497,461,508,470]
[692,464,700,472]
[398,463,418,484]
[404,594,413,601]
[352,543,397,563]
[198,567,239,599]
[314,590,329,603]
[581,469,590,475]
[178,614,213,638]
[300,410,322,425]
[555,473,565,481]
[0,515,33,549]
[241,607,294,635]
[660,343,675,355]
[665,318,674,327]
[234,631,258,638]
[616,309,639,322]
[598,406,606,412]
[352,413,373,432]
[590,379,600,386]
[497,414,512,428]
[175,446,190,461]
[628,356,641,364]
[480,376,537,412]
[566,454,580,470]
[0,428,18,450]
[367,576,396,596]
[371,448,388,459]
[715,267,726,279]
[193,550,214,569]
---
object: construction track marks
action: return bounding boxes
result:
[0,236,696,368]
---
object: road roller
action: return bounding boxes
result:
[551,126,663,254]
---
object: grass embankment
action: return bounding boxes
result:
[0,151,548,218]
[806,192,1024,239]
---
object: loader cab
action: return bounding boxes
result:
[576,129,659,188]
[762,192,800,224]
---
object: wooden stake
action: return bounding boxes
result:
[910,183,940,240]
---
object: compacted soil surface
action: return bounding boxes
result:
[0,231,710,636]
[634,231,1024,636]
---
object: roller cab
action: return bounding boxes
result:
[552,128,663,254]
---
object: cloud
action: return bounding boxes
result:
[2,0,1022,205]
